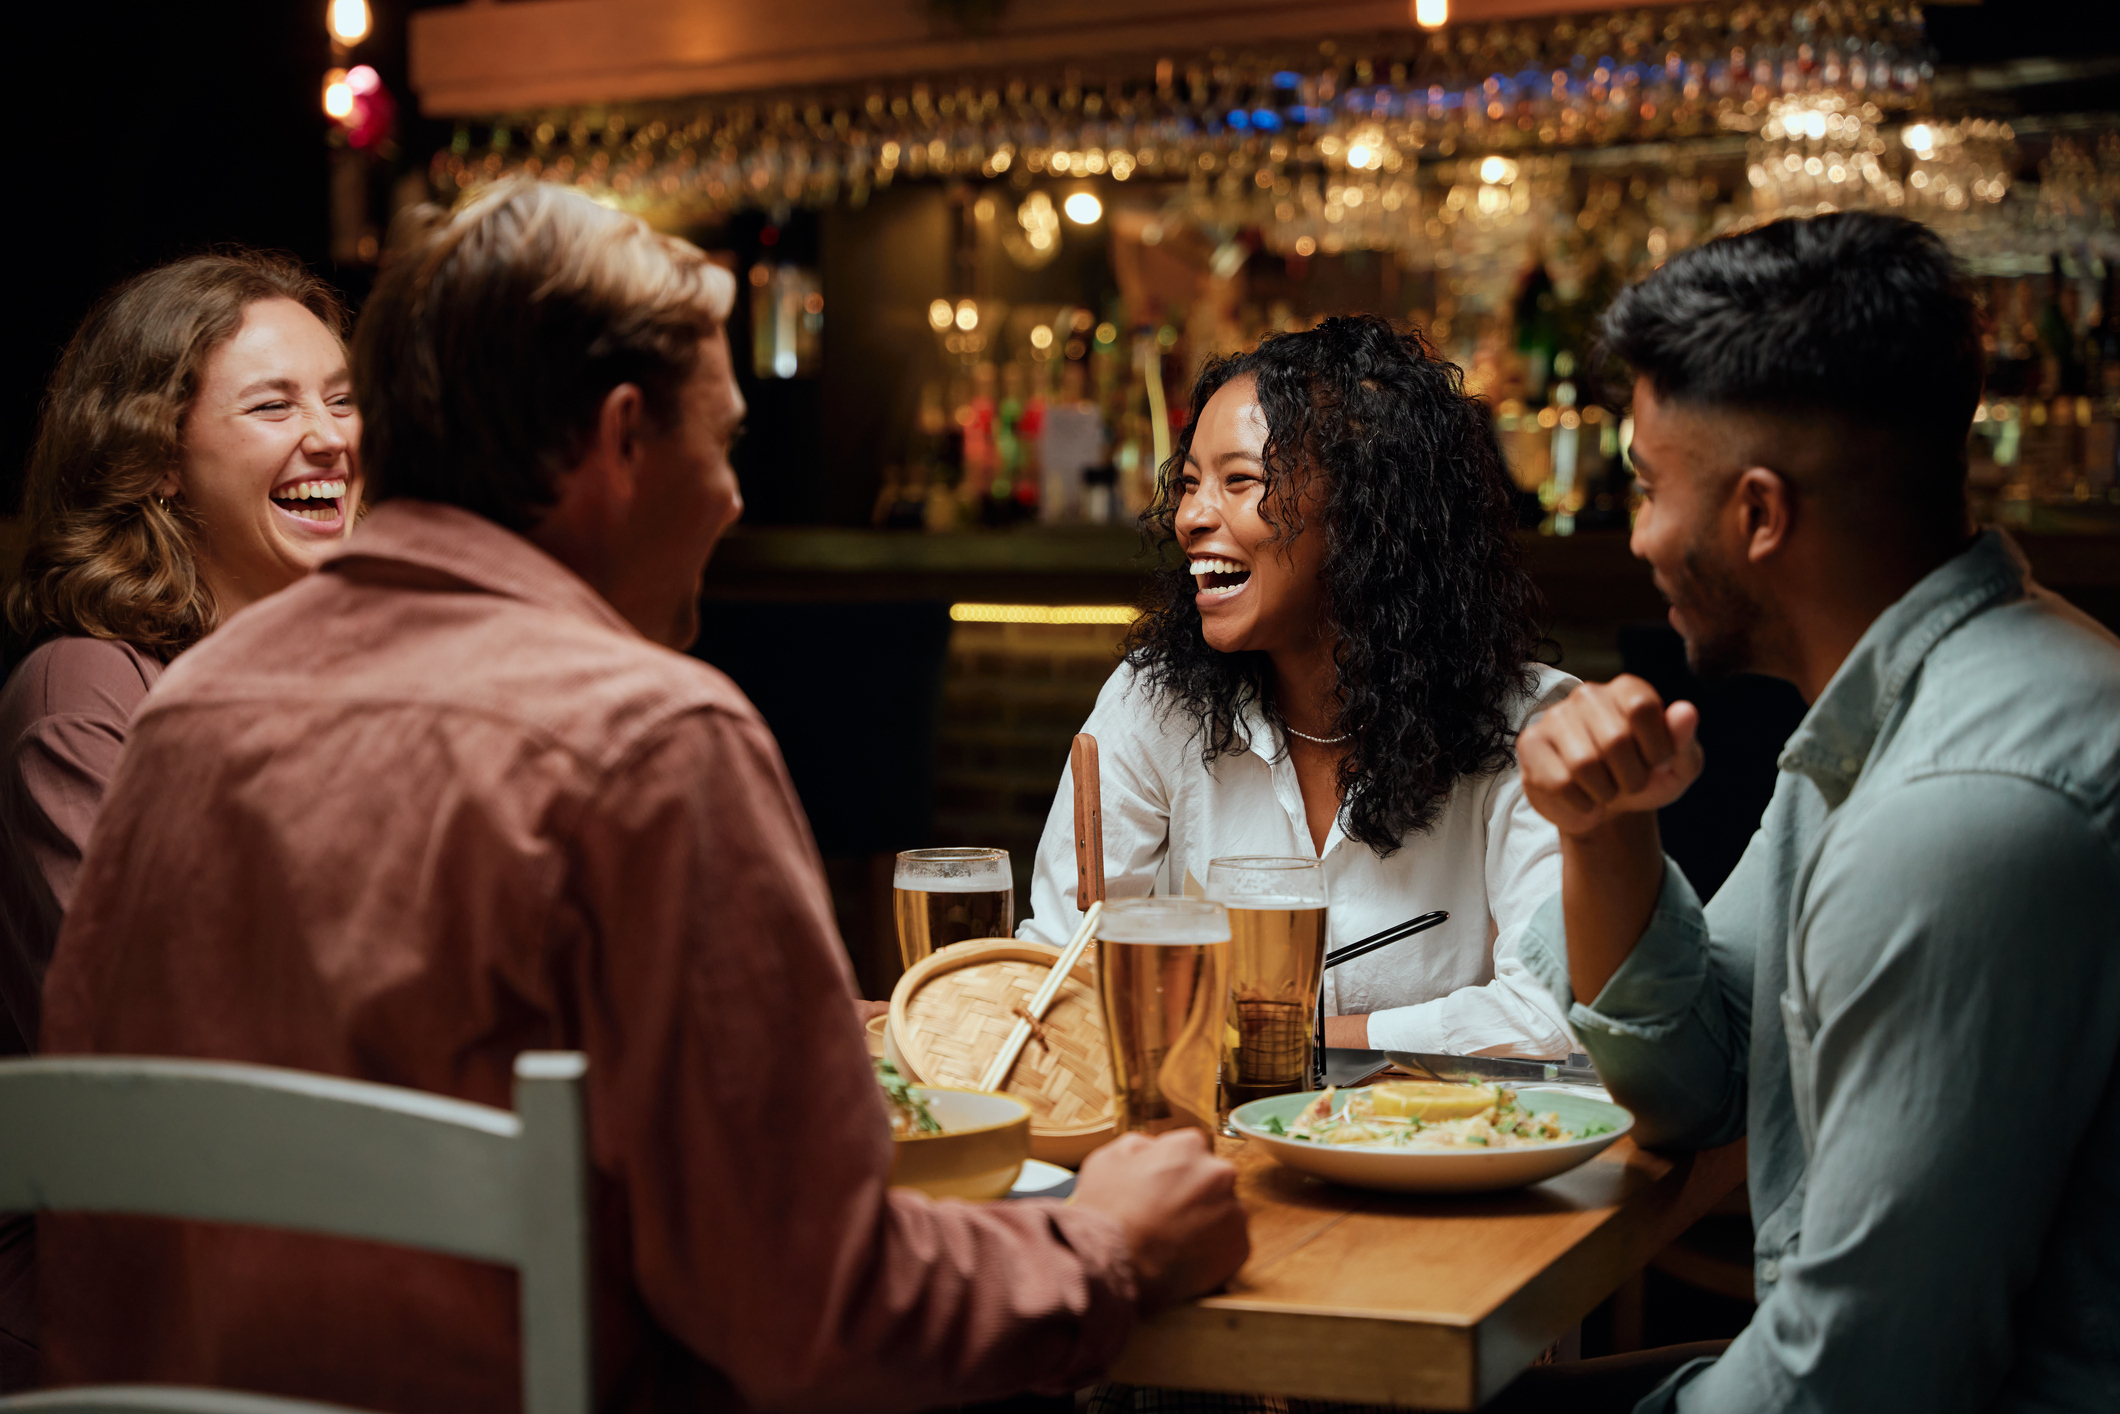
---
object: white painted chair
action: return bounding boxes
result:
[0,1052,592,1414]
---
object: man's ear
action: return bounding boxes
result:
[528,383,649,568]
[593,382,649,505]
[1733,465,1794,565]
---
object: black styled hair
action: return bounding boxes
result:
[1599,211,1984,536]
[1123,314,1543,856]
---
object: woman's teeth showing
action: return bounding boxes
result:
[1191,557,1252,598]
[271,478,346,522]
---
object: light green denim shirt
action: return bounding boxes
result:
[1523,530,2120,1413]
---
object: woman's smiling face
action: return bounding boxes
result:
[1173,374,1330,657]
[166,296,361,615]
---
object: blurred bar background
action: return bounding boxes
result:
[4,2,2116,1002]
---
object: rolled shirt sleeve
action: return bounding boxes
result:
[1519,856,1753,1151]
[571,708,1137,1412]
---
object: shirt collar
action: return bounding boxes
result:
[1777,528,2028,799]
[322,499,642,641]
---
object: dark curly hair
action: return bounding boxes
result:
[1123,314,1544,855]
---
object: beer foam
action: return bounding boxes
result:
[1095,898,1232,944]
[1210,893,1326,911]
[894,852,1012,892]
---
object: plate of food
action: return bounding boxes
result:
[1228,1080,1632,1193]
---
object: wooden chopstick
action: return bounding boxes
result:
[978,734,1110,1094]
[978,900,1103,1094]
[1324,911,1449,970]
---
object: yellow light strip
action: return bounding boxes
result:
[949,603,1138,625]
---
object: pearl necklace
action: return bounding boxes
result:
[1284,725,1351,745]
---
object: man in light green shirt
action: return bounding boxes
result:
[1516,212,2120,1412]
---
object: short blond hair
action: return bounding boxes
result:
[354,180,736,532]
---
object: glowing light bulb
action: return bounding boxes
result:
[1030,324,1054,350]
[347,64,380,95]
[322,69,354,120]
[1802,110,1827,140]
[327,0,371,46]
[1904,123,1934,153]
[955,300,979,332]
[1063,191,1103,225]
[1414,0,1448,29]
[928,299,954,331]
[1346,143,1373,169]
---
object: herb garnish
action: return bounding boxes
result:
[874,1057,941,1134]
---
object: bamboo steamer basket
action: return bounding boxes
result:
[887,938,1116,1167]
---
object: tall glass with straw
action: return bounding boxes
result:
[1203,857,1329,1129]
[1095,898,1232,1137]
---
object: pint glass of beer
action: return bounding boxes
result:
[1205,857,1329,1120]
[893,848,1014,972]
[1095,897,1232,1137]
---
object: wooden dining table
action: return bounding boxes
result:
[1105,1131,1748,1410]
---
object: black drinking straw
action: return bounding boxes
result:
[1323,911,1450,970]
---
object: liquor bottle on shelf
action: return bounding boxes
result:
[2087,270,2119,501]
[1513,262,1559,406]
[958,361,999,511]
[991,361,1028,522]
[1040,359,1103,525]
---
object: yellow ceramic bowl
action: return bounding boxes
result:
[889,1087,1033,1201]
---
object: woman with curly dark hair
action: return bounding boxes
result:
[1021,314,1576,1059]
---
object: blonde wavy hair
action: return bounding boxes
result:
[5,251,348,663]
[358,178,735,531]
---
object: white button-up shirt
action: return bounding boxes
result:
[1020,661,1579,1059]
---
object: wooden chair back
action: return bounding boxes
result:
[0,1052,591,1414]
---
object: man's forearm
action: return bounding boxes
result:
[1561,812,1666,1004]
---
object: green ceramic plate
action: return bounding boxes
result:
[1230,1085,1634,1193]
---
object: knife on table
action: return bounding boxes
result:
[1388,1051,1603,1088]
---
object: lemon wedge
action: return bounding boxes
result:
[1369,1080,1498,1121]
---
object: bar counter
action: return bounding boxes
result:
[700,522,2120,631]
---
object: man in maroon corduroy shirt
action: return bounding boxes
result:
[38,179,1246,1413]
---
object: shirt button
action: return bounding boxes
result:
[1760,1259,1782,1284]
[1839,758,1859,775]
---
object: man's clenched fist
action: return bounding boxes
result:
[1519,675,1705,836]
